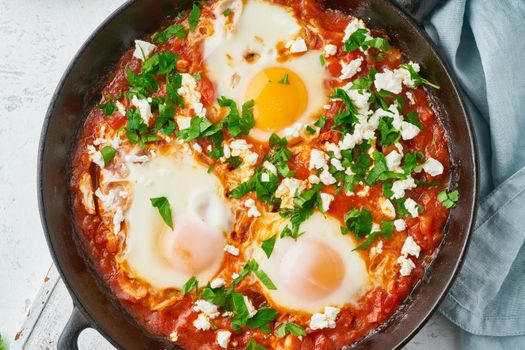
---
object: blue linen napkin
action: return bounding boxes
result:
[421,0,525,348]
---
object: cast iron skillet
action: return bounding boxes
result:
[38,0,478,349]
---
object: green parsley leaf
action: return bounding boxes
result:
[192,71,202,81]
[223,8,232,16]
[254,270,277,290]
[269,133,287,149]
[344,208,372,237]
[166,73,185,107]
[232,292,250,327]
[275,322,307,337]
[153,23,188,44]
[353,220,394,250]
[366,152,388,186]
[176,116,215,141]
[278,74,289,84]
[201,284,228,307]
[331,88,359,133]
[363,37,390,52]
[188,4,201,31]
[406,111,423,129]
[227,156,242,169]
[280,184,323,239]
[125,108,148,144]
[400,63,440,89]
[261,235,277,258]
[344,28,369,52]
[245,338,268,350]
[99,101,118,116]
[401,152,424,175]
[305,125,316,134]
[150,196,173,228]
[314,116,327,128]
[142,52,179,76]
[319,54,326,65]
[377,118,401,147]
[394,96,405,111]
[180,276,198,296]
[438,189,460,208]
[100,146,116,165]
[0,334,6,350]
[247,307,278,329]
[218,97,255,137]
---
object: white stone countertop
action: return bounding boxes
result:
[0,0,460,348]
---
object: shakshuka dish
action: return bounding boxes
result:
[71,0,459,348]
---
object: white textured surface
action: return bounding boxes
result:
[0,0,459,348]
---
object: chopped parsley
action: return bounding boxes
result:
[366,152,388,185]
[406,111,423,129]
[319,54,325,65]
[141,52,179,76]
[344,29,390,53]
[277,73,289,84]
[126,68,158,99]
[353,220,394,250]
[401,63,440,89]
[188,4,201,31]
[230,169,280,205]
[377,117,401,147]
[150,196,173,229]
[275,322,307,337]
[153,23,188,44]
[438,189,459,208]
[223,8,232,16]
[218,97,255,137]
[180,276,198,296]
[280,184,324,239]
[342,208,372,237]
[331,88,359,133]
[98,100,118,116]
[261,235,277,258]
[245,338,268,350]
[100,146,116,165]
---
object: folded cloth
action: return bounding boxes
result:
[420,0,525,347]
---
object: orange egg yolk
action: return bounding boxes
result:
[280,239,345,300]
[245,67,308,133]
[159,217,224,276]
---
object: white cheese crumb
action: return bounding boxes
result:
[244,152,259,166]
[309,149,328,170]
[169,331,179,342]
[344,87,371,114]
[231,273,239,280]
[339,57,363,80]
[391,176,417,199]
[124,154,150,163]
[319,167,337,185]
[394,219,406,231]
[131,96,153,124]
[370,240,383,255]
[113,208,124,235]
[216,330,232,349]
[309,306,340,330]
[343,18,369,42]
[193,313,212,331]
[287,37,308,53]
[223,144,231,158]
[133,40,156,60]
[210,278,226,289]
[330,158,344,171]
[400,121,421,140]
[325,142,342,159]
[244,198,261,218]
[422,158,444,176]
[192,102,207,117]
[115,101,126,116]
[379,198,396,218]
[263,161,277,175]
[229,139,251,156]
[261,172,270,182]
[243,296,257,318]
[320,193,334,212]
[374,69,404,94]
[110,134,122,149]
[224,244,239,256]
[193,143,203,153]
[404,198,420,218]
[401,236,421,258]
[284,122,302,138]
[87,145,105,167]
[385,150,403,172]
[193,300,220,319]
[308,174,320,184]
[406,91,416,105]
[324,44,338,56]
[176,116,192,130]
[397,255,416,276]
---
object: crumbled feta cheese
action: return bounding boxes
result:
[374,69,403,94]
[193,300,220,319]
[210,278,226,289]
[169,331,179,342]
[309,306,340,330]
[379,198,396,218]
[401,236,421,258]
[308,174,320,184]
[244,198,261,218]
[178,73,202,108]
[263,161,277,175]
[357,185,370,197]
[193,313,212,331]
[325,142,342,159]
[113,208,124,235]
[406,91,415,105]
[244,152,259,166]
[330,158,344,171]
[397,255,416,276]
[124,154,150,163]
[176,116,192,130]
[284,122,303,138]
[216,330,232,349]
[309,149,328,170]
[133,40,156,60]
[192,102,207,117]
[261,172,270,182]
[131,96,153,124]
[193,143,203,153]
[286,37,308,53]
[404,198,420,218]
[110,134,122,149]
[224,244,239,256]
[323,104,331,110]
[230,139,251,156]
[319,167,337,185]
[385,150,403,172]
[370,240,383,255]
[324,44,338,56]
[398,62,420,88]
[343,18,369,42]
[115,101,126,116]
[243,296,257,318]
[339,57,363,80]
[231,273,239,279]
[400,121,421,140]
[320,193,334,212]
[422,158,444,176]
[87,145,105,167]
[394,219,406,231]
[391,176,417,199]
[223,144,231,158]
[344,87,371,114]
[276,178,305,208]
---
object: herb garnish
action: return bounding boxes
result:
[150,196,173,228]
[438,189,459,208]
[278,74,289,84]
[100,146,116,165]
[153,24,188,44]
[181,276,198,296]
[275,322,307,337]
[188,4,201,31]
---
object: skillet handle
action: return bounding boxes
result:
[392,0,447,24]
[58,306,91,350]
